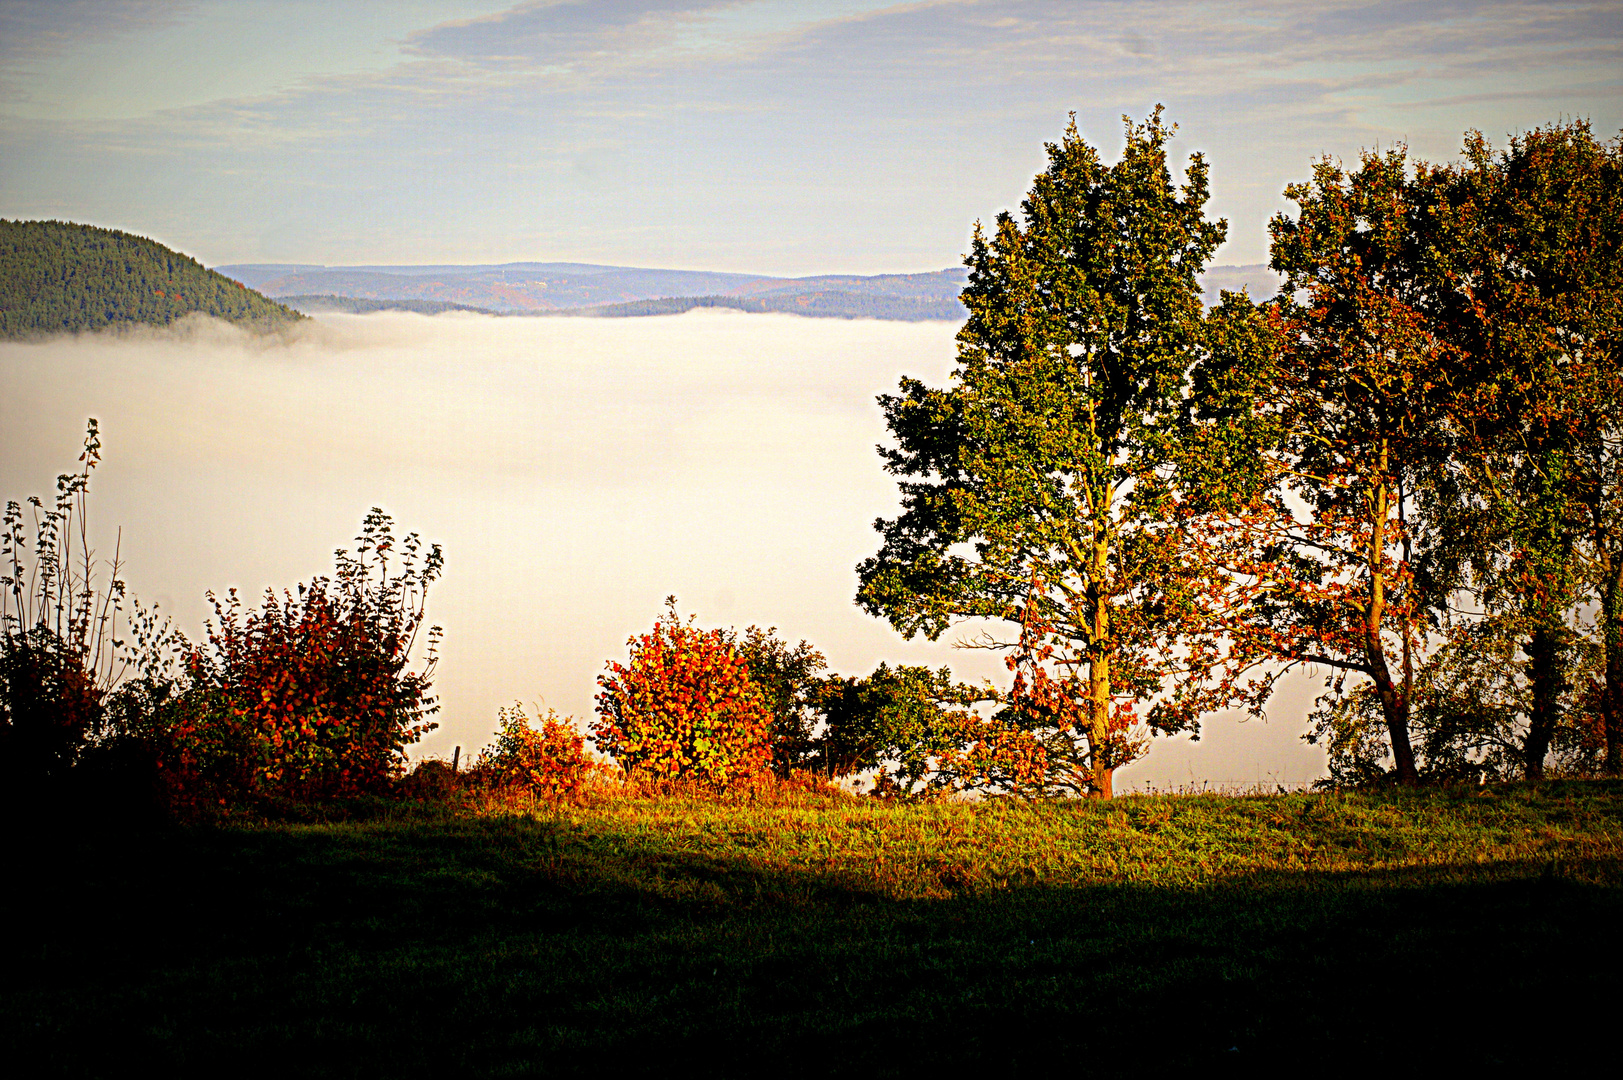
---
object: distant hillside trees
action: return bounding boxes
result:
[276,294,497,316]
[0,219,303,338]
[564,292,969,321]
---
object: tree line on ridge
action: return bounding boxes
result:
[0,219,302,338]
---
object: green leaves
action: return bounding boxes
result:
[859,109,1268,797]
[1419,121,1623,777]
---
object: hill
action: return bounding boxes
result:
[217,259,971,318]
[0,220,303,339]
[554,291,968,321]
[215,258,1280,321]
[276,294,497,316]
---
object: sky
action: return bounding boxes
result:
[3,0,1620,275]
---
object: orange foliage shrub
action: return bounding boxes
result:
[478,704,602,802]
[593,599,771,787]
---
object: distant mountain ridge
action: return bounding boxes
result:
[1,220,302,339]
[277,294,498,316]
[0,220,1284,335]
[218,261,971,319]
[219,260,1282,321]
[556,292,970,321]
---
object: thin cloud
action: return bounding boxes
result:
[2,0,1615,270]
[0,0,189,63]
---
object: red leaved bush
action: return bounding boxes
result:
[161,510,442,804]
[593,598,771,787]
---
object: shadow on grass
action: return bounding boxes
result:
[6,806,1620,1076]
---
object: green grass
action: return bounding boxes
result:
[10,782,1623,1075]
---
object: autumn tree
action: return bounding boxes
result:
[1239,146,1480,786]
[478,704,599,802]
[1407,120,1623,778]
[857,109,1270,798]
[175,510,443,801]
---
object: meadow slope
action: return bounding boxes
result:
[9,782,1621,1074]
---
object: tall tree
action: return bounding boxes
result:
[1591,340,1623,775]
[857,109,1268,798]
[1256,147,1466,785]
[1494,123,1623,776]
[1427,120,1623,776]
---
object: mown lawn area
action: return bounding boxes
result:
[9,781,1622,1075]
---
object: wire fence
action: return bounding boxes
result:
[1125,778,1321,796]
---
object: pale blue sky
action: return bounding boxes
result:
[3,0,1619,274]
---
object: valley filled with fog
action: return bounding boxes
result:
[0,311,1326,788]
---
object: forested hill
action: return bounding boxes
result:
[0,220,303,339]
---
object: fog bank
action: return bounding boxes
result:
[0,311,1326,788]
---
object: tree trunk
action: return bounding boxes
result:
[1088,530,1113,799]
[1367,646,1420,784]
[1602,560,1623,776]
[1089,649,1113,799]
[1367,472,1420,784]
[1524,623,1564,781]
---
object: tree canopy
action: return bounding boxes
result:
[858,108,1271,798]
[1235,121,1623,784]
[1422,120,1623,778]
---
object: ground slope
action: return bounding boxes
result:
[7,782,1619,1074]
[0,220,303,339]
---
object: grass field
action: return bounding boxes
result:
[9,781,1622,1075]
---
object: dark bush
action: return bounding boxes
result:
[1,420,125,801]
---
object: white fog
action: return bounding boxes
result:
[0,310,1327,789]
